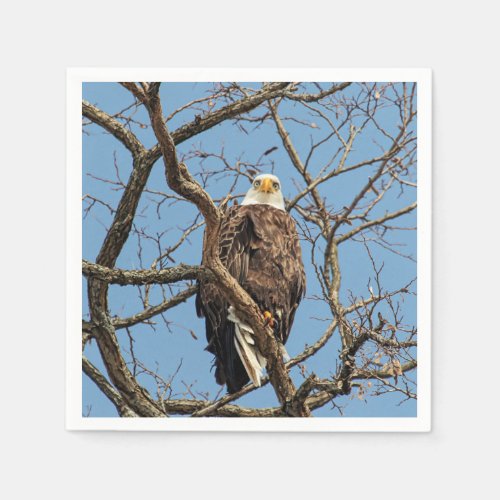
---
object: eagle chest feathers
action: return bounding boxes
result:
[196,203,306,393]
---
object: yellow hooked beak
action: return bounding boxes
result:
[258,177,274,193]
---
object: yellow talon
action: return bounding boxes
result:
[263,311,275,327]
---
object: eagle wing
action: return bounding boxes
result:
[196,205,255,391]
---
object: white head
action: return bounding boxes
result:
[241,174,285,211]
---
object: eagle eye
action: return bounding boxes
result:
[254,180,261,188]
[273,182,280,190]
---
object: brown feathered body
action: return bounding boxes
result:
[196,204,306,393]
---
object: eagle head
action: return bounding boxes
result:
[241,174,285,211]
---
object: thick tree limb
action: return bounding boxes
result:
[82,260,209,285]
[82,356,139,417]
[166,399,281,417]
[82,101,145,156]
[86,283,166,416]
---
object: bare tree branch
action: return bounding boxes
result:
[112,286,197,330]
[83,100,145,156]
[82,260,209,285]
[82,356,139,417]
[284,82,352,102]
[337,202,417,244]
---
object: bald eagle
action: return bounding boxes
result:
[196,174,306,393]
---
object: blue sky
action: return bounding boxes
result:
[82,82,417,417]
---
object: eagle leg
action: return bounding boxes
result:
[263,310,290,362]
[263,310,276,328]
[263,310,282,338]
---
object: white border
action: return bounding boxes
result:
[67,68,432,432]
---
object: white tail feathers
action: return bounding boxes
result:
[227,306,267,387]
